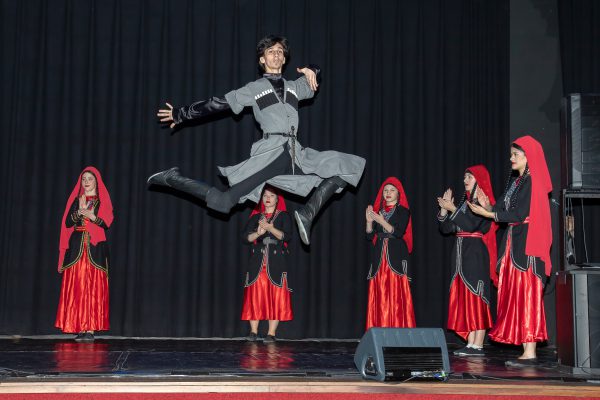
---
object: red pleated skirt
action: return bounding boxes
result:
[241,256,293,321]
[489,233,548,345]
[55,240,109,333]
[447,277,493,340]
[366,242,415,330]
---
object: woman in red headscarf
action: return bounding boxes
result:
[365,177,415,329]
[56,167,114,342]
[469,136,552,365]
[437,165,497,356]
[241,185,292,342]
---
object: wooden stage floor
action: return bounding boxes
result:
[0,336,599,397]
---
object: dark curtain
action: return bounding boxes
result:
[558,0,600,94]
[0,0,509,338]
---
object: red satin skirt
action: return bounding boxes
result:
[241,256,293,321]
[447,277,493,340]
[55,241,109,333]
[489,233,548,345]
[366,243,415,330]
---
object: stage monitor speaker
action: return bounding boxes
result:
[354,327,450,381]
[561,93,600,189]
[556,269,600,375]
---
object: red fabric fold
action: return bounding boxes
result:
[489,233,548,344]
[447,277,493,339]
[372,177,413,253]
[55,240,110,333]
[366,241,415,329]
[513,136,553,276]
[241,260,293,321]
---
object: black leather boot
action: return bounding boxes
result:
[147,167,211,201]
[294,177,347,245]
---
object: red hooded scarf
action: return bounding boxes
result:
[466,165,499,286]
[58,166,114,272]
[249,186,287,217]
[372,177,413,253]
[513,135,553,276]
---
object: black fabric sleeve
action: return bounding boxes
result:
[307,64,322,84]
[172,96,231,125]
[65,200,80,228]
[91,217,108,229]
[366,228,376,241]
[242,214,261,244]
[90,202,109,229]
[438,213,456,235]
[276,212,292,243]
[389,207,410,239]
[451,208,489,232]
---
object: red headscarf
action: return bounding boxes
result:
[58,166,114,272]
[249,185,287,217]
[372,177,413,253]
[513,135,553,276]
[466,165,499,286]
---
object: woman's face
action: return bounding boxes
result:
[464,172,476,192]
[383,184,399,205]
[262,189,278,209]
[510,146,528,173]
[81,172,97,194]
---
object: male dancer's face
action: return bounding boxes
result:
[259,43,286,74]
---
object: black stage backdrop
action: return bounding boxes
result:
[0,0,509,338]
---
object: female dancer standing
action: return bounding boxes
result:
[469,136,552,365]
[365,177,415,330]
[438,165,497,356]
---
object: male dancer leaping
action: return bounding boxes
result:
[148,34,365,245]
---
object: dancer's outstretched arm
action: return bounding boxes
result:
[157,96,231,129]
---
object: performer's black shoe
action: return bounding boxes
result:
[452,346,469,356]
[505,357,538,367]
[294,177,347,245]
[75,332,95,343]
[263,334,277,343]
[246,332,259,342]
[457,346,484,356]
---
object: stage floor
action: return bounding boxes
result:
[1,336,599,396]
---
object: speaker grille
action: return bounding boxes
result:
[382,347,444,379]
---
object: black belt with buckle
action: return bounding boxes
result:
[263,132,295,139]
[262,237,280,246]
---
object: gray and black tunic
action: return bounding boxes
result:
[172,70,366,204]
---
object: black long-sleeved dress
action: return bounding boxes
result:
[438,201,493,339]
[240,210,293,321]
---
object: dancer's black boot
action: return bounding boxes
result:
[147,167,210,198]
[294,176,347,245]
[147,167,237,213]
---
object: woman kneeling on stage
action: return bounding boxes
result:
[365,177,415,330]
[241,186,293,342]
[437,165,497,356]
[469,136,552,366]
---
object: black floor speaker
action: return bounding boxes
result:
[556,269,600,374]
[354,327,450,381]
